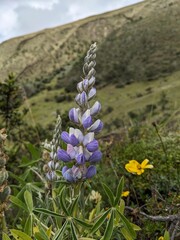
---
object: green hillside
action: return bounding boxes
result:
[0,0,180,131]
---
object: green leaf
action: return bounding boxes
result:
[119,199,125,214]
[35,224,49,240]
[90,208,111,234]
[131,223,141,231]
[121,227,134,240]
[114,177,124,206]
[69,195,79,216]
[26,143,41,159]
[164,230,170,240]
[30,183,45,193]
[24,190,33,213]
[74,217,92,228]
[10,229,33,240]
[102,183,115,206]
[59,187,70,216]
[19,159,41,167]
[34,208,64,218]
[70,221,78,240]
[2,233,11,240]
[103,209,115,240]
[9,172,26,184]
[24,215,33,236]
[10,195,28,212]
[117,210,136,239]
[79,238,96,240]
[52,220,68,240]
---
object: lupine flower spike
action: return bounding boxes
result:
[43,115,62,181]
[57,43,103,182]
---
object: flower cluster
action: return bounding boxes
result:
[43,115,62,181]
[57,43,103,182]
[125,159,153,175]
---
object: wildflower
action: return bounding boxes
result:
[42,115,62,181]
[158,237,164,240]
[125,159,153,175]
[121,191,130,197]
[89,190,102,203]
[57,43,103,182]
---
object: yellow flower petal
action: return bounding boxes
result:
[141,159,149,168]
[125,160,140,173]
[141,159,153,169]
[158,237,164,240]
[121,191,130,197]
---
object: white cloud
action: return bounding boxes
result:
[0,0,143,43]
[26,0,59,10]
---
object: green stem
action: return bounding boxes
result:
[153,123,170,191]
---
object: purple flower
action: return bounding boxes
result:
[57,149,71,162]
[88,88,96,100]
[62,166,83,182]
[80,91,88,107]
[90,101,101,116]
[82,79,89,91]
[76,153,86,165]
[83,116,92,129]
[88,119,103,133]
[77,82,83,92]
[86,165,97,178]
[69,108,80,124]
[81,110,92,129]
[88,76,95,88]
[62,167,75,182]
[86,140,99,152]
[46,171,56,181]
[61,131,79,147]
[89,150,102,163]
[83,132,94,146]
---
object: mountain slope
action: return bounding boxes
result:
[0,0,179,131]
[0,0,180,89]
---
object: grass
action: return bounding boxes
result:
[23,70,180,132]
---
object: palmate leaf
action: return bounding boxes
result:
[24,214,33,236]
[70,221,78,240]
[102,209,115,240]
[2,233,11,240]
[114,177,124,206]
[69,195,79,216]
[102,183,115,206]
[24,190,33,213]
[34,208,65,218]
[90,208,111,234]
[59,187,70,216]
[10,195,28,212]
[34,223,50,240]
[10,229,33,240]
[117,210,136,239]
[73,217,92,228]
[79,238,96,240]
[52,220,68,240]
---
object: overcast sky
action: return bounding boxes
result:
[0,0,143,43]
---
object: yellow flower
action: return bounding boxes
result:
[125,159,153,175]
[158,237,164,240]
[121,191,130,197]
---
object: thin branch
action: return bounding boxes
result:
[171,220,180,240]
[125,206,180,222]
